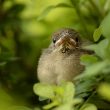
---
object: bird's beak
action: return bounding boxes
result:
[55,36,77,50]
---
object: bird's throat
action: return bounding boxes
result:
[61,47,70,53]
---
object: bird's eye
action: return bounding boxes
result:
[75,37,79,42]
[53,38,56,43]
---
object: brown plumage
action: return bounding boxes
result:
[37,28,92,85]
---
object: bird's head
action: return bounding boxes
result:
[51,28,81,53]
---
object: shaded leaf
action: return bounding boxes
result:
[0,62,7,66]
[101,12,110,38]
[83,61,107,76]
[8,4,25,15]
[85,39,109,59]
[33,108,41,110]
[80,55,98,66]
[89,94,110,110]
[76,61,107,79]
[37,3,73,21]
[7,106,32,110]
[0,87,31,110]
[0,47,1,54]
[75,78,97,97]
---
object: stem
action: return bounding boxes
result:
[89,0,104,19]
[70,0,90,38]
[80,91,96,109]
[43,101,59,109]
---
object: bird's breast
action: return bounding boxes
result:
[49,51,84,83]
[37,50,84,84]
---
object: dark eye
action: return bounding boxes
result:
[75,37,79,42]
[53,38,56,43]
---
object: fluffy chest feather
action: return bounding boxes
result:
[37,50,84,84]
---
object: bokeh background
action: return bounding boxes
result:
[0,0,110,110]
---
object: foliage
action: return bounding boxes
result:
[34,82,83,110]
[33,82,98,110]
[0,0,110,110]
[34,0,110,110]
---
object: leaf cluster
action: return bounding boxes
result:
[33,0,110,110]
[0,0,110,110]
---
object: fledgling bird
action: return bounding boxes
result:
[37,28,92,85]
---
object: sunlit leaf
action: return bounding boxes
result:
[54,101,74,110]
[43,101,59,110]
[33,83,55,99]
[80,103,97,110]
[72,98,83,105]
[98,83,110,101]
[54,86,64,96]
[93,27,102,42]
[62,82,75,103]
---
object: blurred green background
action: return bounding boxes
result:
[0,0,110,110]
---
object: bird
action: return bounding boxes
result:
[37,28,93,85]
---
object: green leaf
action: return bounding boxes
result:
[75,78,97,97]
[54,101,74,110]
[80,103,97,110]
[89,94,110,110]
[76,61,107,79]
[54,98,82,110]
[0,87,33,110]
[0,47,1,54]
[84,61,107,76]
[37,3,73,21]
[72,98,83,105]
[93,27,102,42]
[80,55,98,66]
[33,108,41,110]
[101,12,110,38]
[33,83,55,99]
[61,82,75,103]
[54,86,64,96]
[0,88,14,110]
[7,106,32,110]
[98,83,110,101]
[8,4,25,15]
[43,101,59,110]
[85,39,109,59]
[0,62,7,66]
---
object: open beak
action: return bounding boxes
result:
[54,36,77,52]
